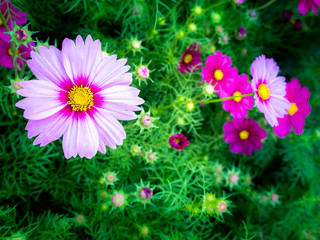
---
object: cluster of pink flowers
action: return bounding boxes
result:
[0,0,33,69]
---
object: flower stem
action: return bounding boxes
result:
[256,0,277,11]
[200,93,254,104]
[162,0,184,22]
[124,123,137,129]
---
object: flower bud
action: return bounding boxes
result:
[139,187,153,200]
[188,23,197,32]
[271,193,279,202]
[216,200,227,213]
[112,193,125,207]
[230,173,239,184]
[193,6,202,15]
[141,114,152,126]
[237,26,246,39]
[131,39,141,49]
[137,66,149,79]
[15,28,28,41]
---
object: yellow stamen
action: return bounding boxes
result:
[258,84,270,100]
[239,130,249,140]
[233,91,242,102]
[174,138,181,144]
[68,85,93,111]
[8,48,19,56]
[184,53,193,64]
[287,103,298,116]
[214,69,223,81]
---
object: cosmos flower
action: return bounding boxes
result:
[16,35,144,159]
[201,51,238,96]
[273,78,311,138]
[251,55,291,127]
[169,133,190,150]
[223,118,267,155]
[297,0,320,15]
[177,42,202,74]
[0,37,34,69]
[0,0,27,41]
[220,73,253,118]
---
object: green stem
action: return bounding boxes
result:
[201,0,229,16]
[162,0,184,22]
[256,0,277,11]
[200,93,254,104]
[124,123,137,129]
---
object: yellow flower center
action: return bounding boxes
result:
[233,91,242,102]
[239,130,249,140]
[258,84,270,100]
[174,138,181,144]
[8,48,19,56]
[214,69,223,81]
[287,103,298,116]
[184,53,193,64]
[68,85,93,111]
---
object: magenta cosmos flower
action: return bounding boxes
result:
[251,55,291,127]
[0,37,34,69]
[0,0,27,40]
[169,133,190,150]
[177,42,202,74]
[16,35,144,159]
[298,0,320,15]
[223,118,267,155]
[273,78,311,138]
[201,51,238,96]
[220,73,253,118]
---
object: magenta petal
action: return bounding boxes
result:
[298,0,310,15]
[273,115,291,138]
[290,114,305,135]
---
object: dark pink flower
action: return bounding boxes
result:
[169,133,190,150]
[298,0,320,15]
[220,74,253,118]
[0,37,34,69]
[237,27,246,39]
[201,51,238,96]
[223,118,267,155]
[177,42,202,74]
[0,0,27,41]
[273,78,311,138]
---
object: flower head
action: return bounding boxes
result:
[136,108,158,132]
[251,55,291,127]
[201,51,238,95]
[233,0,245,4]
[223,118,267,155]
[237,26,247,39]
[177,42,202,74]
[0,0,27,41]
[298,0,320,15]
[15,35,144,159]
[112,193,125,207]
[220,74,253,118]
[135,180,154,206]
[169,133,190,150]
[273,78,311,138]
[0,37,34,69]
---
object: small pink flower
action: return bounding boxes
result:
[201,51,238,96]
[233,0,245,4]
[112,194,125,207]
[137,66,149,78]
[220,74,253,118]
[141,114,152,126]
[177,42,202,74]
[216,200,227,213]
[169,133,190,150]
[298,0,320,15]
[271,193,279,202]
[229,174,239,184]
[251,55,291,127]
[273,78,311,138]
[0,37,34,69]
[223,118,267,155]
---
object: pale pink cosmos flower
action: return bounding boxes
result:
[16,35,144,159]
[137,66,149,78]
[251,55,291,127]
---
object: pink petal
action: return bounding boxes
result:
[62,112,99,159]
[298,0,310,15]
[18,80,64,98]
[273,115,291,138]
[28,46,72,90]
[290,114,305,135]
